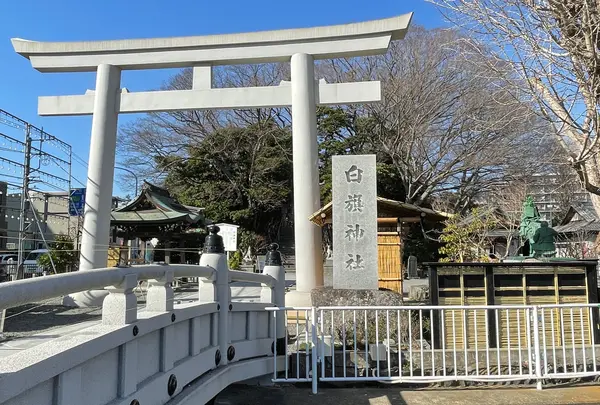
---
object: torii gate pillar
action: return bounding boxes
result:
[80,64,121,272]
[289,53,322,301]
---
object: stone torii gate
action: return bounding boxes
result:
[12,13,413,306]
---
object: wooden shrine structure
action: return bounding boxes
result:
[109,181,207,265]
[426,261,600,350]
[310,197,448,293]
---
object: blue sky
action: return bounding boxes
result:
[0,0,445,196]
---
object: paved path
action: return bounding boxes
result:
[215,385,600,405]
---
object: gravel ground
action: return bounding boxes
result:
[0,287,159,342]
[1,297,102,341]
[0,284,236,342]
[215,385,600,405]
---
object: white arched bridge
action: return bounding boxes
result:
[0,227,287,405]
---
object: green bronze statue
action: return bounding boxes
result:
[518,196,557,258]
[531,221,558,258]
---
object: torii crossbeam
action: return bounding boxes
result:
[12,13,413,307]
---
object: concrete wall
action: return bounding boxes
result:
[4,193,71,251]
[3,192,123,252]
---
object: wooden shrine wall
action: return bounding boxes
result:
[427,262,600,349]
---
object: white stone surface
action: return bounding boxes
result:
[332,155,378,290]
[0,256,286,405]
[69,64,122,307]
[0,264,215,310]
[291,53,324,295]
[12,14,412,71]
[38,81,381,116]
[284,289,313,307]
[79,64,121,272]
[145,271,174,312]
[200,251,231,366]
[101,273,138,325]
[261,263,286,340]
[192,65,212,89]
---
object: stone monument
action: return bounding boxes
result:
[332,155,378,290]
[407,255,418,279]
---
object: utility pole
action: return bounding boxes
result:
[16,127,32,281]
[0,110,74,335]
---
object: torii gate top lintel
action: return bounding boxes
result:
[11,13,412,72]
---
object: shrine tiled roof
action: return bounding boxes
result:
[110,181,205,225]
[554,220,600,234]
[555,201,600,234]
[309,197,449,227]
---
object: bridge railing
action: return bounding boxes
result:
[0,264,215,316]
[0,229,286,405]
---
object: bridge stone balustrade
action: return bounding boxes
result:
[0,235,287,405]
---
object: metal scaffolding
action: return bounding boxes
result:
[0,109,73,277]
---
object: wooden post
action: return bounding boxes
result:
[586,262,600,343]
[429,264,441,349]
[485,265,498,348]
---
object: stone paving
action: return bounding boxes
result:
[215,385,600,405]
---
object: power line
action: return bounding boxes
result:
[71,151,88,168]
[0,109,71,152]
[0,109,74,279]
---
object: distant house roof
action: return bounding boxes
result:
[309,197,450,227]
[110,181,205,226]
[554,201,600,234]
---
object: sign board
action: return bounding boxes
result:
[216,223,239,252]
[69,188,86,216]
[5,243,15,250]
[332,155,378,290]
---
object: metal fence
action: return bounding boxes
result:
[268,304,600,393]
[1,263,44,280]
[0,263,79,281]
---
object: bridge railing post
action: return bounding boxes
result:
[102,273,138,325]
[198,271,217,303]
[146,269,174,312]
[261,243,286,353]
[199,225,230,366]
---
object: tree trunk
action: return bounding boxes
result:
[589,193,600,219]
[580,162,600,217]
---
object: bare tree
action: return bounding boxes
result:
[117,63,290,187]
[319,27,546,212]
[557,230,597,259]
[118,26,548,215]
[485,180,531,258]
[429,0,600,215]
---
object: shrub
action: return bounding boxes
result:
[37,235,78,273]
[228,250,242,270]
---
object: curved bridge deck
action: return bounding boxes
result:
[0,254,287,405]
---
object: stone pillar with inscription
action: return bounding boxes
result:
[332,155,378,290]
